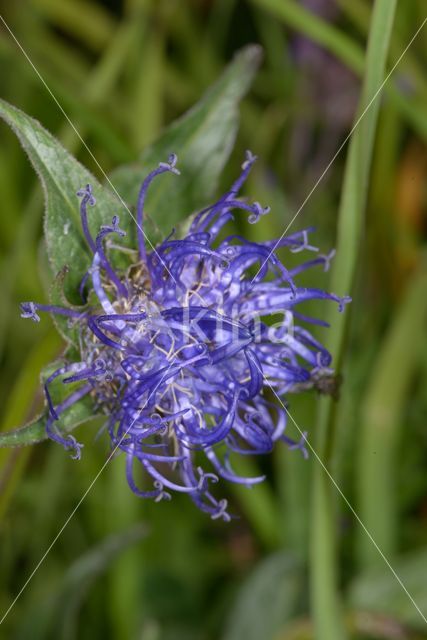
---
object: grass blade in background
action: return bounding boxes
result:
[309,1,397,638]
[0,330,61,519]
[357,263,427,570]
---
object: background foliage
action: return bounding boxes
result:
[0,1,427,638]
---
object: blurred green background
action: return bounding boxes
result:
[1,0,427,638]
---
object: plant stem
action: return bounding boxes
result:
[310,0,397,637]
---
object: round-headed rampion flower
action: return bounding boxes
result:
[21,151,350,521]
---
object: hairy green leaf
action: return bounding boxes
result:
[0,98,120,301]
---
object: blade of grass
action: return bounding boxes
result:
[0,329,61,520]
[17,11,90,86]
[309,0,397,638]
[357,263,427,570]
[338,0,427,103]
[127,23,165,149]
[205,0,238,53]
[31,0,116,53]
[107,459,142,638]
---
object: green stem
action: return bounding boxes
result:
[312,399,346,640]
[310,0,397,638]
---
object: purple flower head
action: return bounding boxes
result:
[21,151,350,521]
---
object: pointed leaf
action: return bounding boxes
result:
[109,45,262,241]
[0,98,124,300]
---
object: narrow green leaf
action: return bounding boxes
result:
[109,45,262,240]
[357,265,427,569]
[32,0,116,53]
[0,98,121,299]
[0,330,62,518]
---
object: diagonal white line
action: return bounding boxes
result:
[256,364,427,626]
[0,355,178,626]
[0,13,178,287]
[250,16,427,285]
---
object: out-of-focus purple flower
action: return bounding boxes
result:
[290,0,360,179]
[21,152,350,521]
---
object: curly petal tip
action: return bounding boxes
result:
[20,302,40,322]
